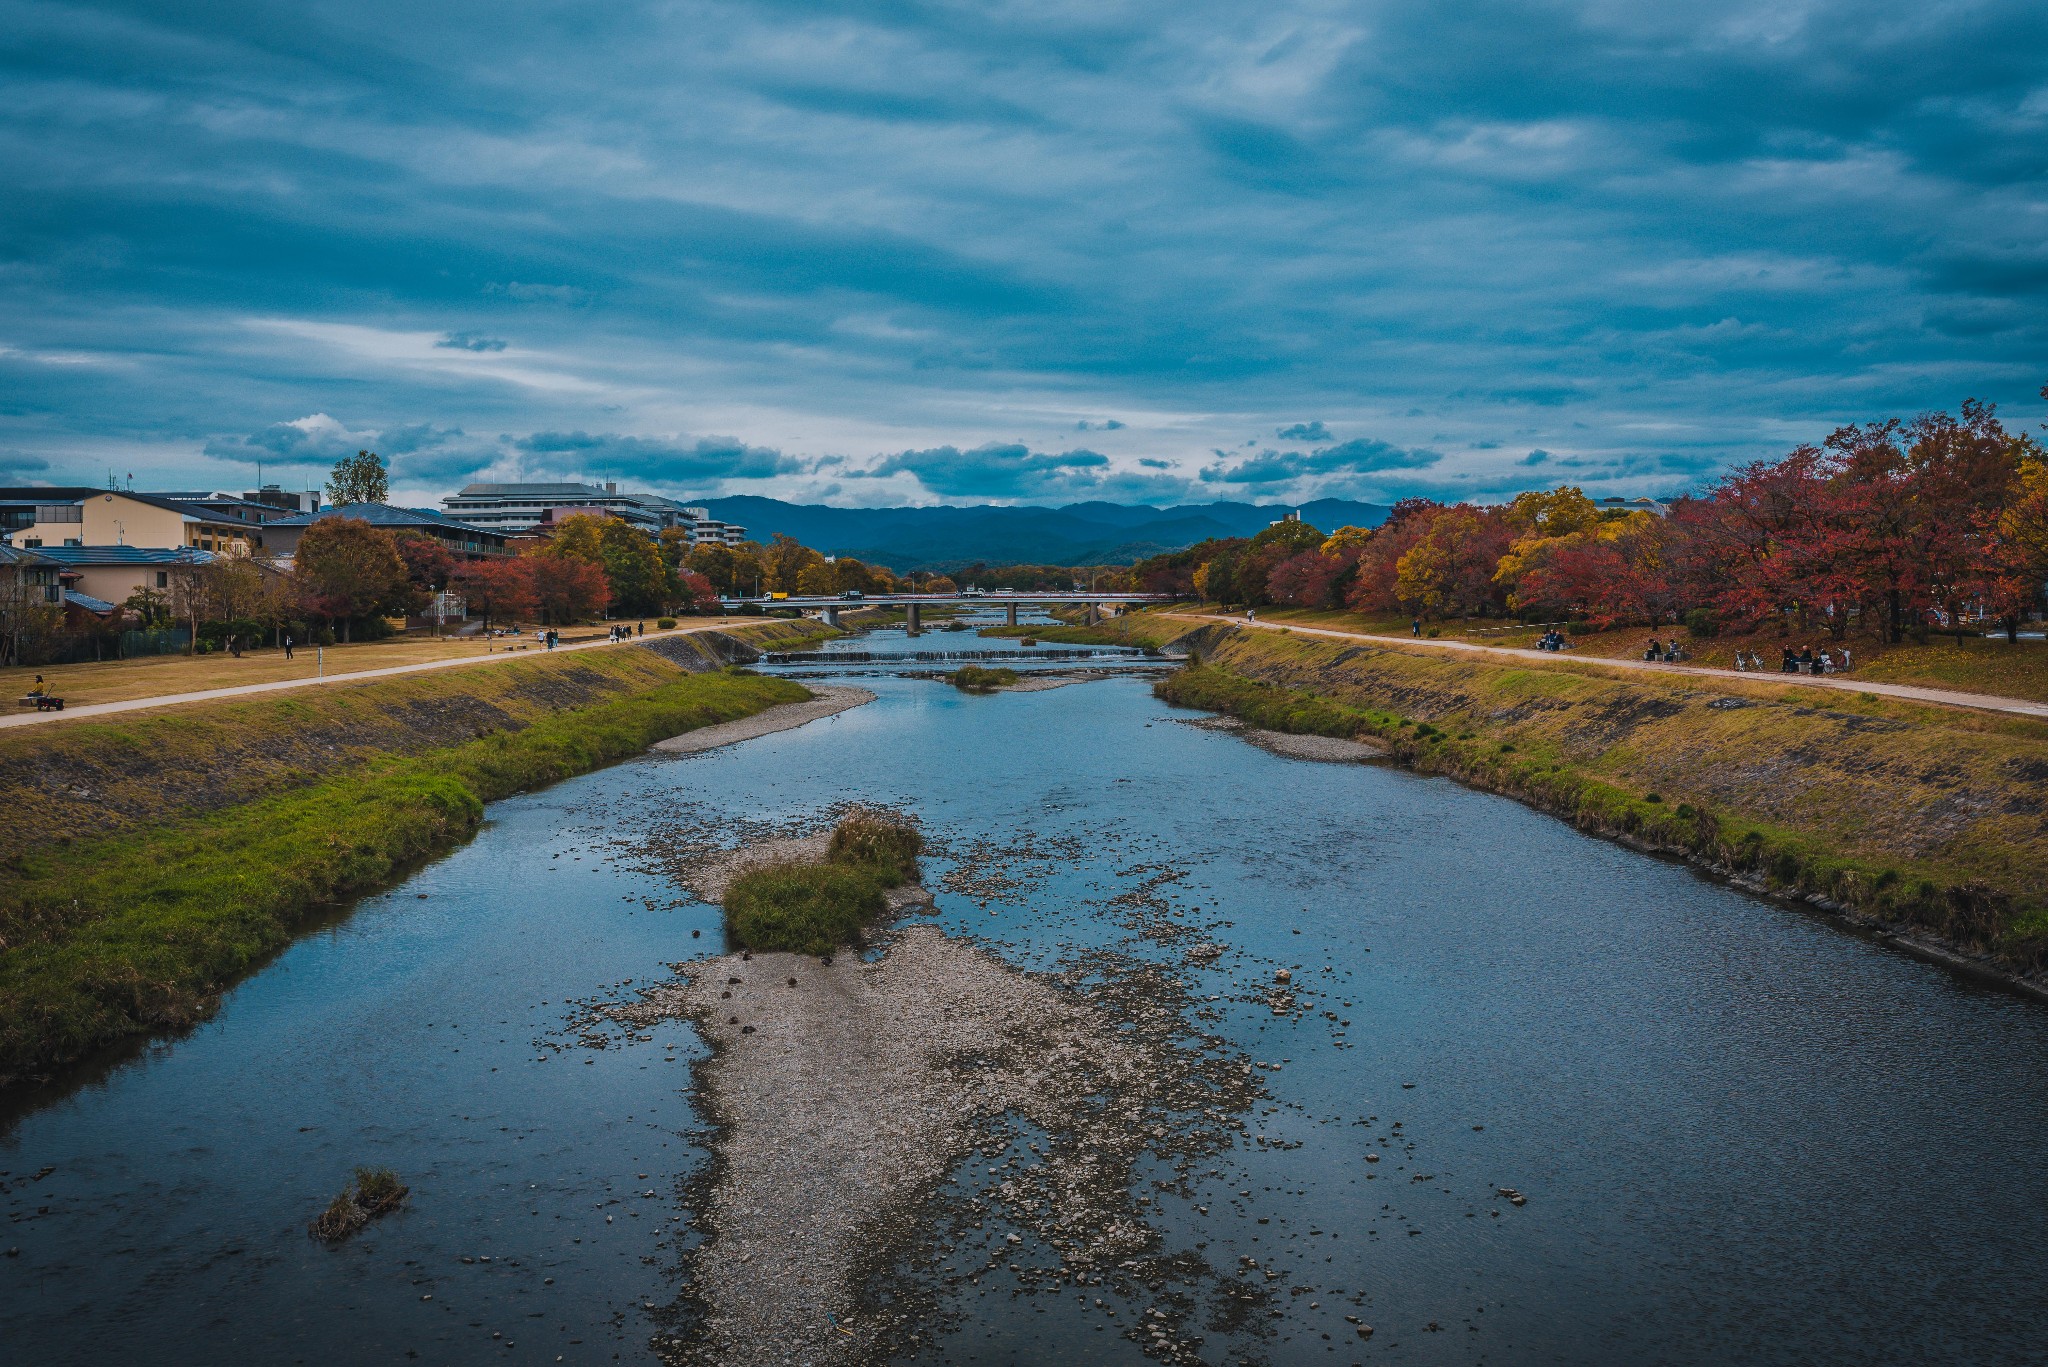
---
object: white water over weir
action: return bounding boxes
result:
[762,647,1164,665]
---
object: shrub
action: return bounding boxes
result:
[828,809,923,884]
[657,617,678,630]
[950,666,1020,690]
[724,862,886,955]
[1645,793,1663,804]
[1683,607,1719,638]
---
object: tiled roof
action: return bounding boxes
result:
[64,588,117,614]
[262,502,501,536]
[33,545,217,567]
[0,543,59,567]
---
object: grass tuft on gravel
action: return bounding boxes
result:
[725,810,923,955]
[948,665,1020,690]
[309,1166,409,1242]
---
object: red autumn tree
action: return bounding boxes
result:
[525,551,610,624]
[292,517,411,642]
[452,557,536,629]
[674,568,721,613]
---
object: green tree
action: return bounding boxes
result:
[596,518,670,615]
[325,449,390,506]
[795,561,840,595]
[764,533,824,592]
[122,585,171,628]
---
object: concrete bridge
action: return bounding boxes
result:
[724,591,1174,632]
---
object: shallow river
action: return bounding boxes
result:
[5,618,2048,1365]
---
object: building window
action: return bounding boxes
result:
[156,571,168,588]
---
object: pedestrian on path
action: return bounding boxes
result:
[283,633,294,660]
[1412,617,1421,637]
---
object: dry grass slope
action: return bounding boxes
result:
[1147,622,2048,977]
[0,639,814,1085]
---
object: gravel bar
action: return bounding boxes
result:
[652,685,874,755]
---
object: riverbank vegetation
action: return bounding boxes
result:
[0,658,807,1086]
[1149,624,2048,980]
[724,810,923,955]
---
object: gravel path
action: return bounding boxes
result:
[1175,613,2048,720]
[651,685,874,755]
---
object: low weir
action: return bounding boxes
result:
[762,647,1158,664]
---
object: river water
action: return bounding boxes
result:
[5,616,2047,1365]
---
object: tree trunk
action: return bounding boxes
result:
[1887,588,1903,644]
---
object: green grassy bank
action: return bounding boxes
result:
[0,652,808,1085]
[1142,622,2048,981]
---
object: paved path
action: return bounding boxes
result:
[0,621,746,731]
[1174,614,2048,721]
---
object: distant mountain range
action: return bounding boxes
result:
[698,497,1391,570]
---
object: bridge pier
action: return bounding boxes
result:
[906,603,922,635]
[823,606,840,628]
[1085,601,1099,626]
[1005,602,1018,627]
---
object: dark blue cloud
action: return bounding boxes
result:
[0,0,2043,506]
[515,432,801,483]
[868,444,1112,500]
[1518,449,1551,467]
[1200,438,1443,489]
[1276,422,1330,442]
[436,332,507,352]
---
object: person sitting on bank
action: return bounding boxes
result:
[1644,637,1663,660]
[28,674,46,696]
[1798,646,1816,672]
[1781,647,1798,672]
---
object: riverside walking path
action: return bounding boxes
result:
[0,621,745,731]
[1175,613,2048,721]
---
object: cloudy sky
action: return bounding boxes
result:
[3,0,2044,509]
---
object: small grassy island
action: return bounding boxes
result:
[947,665,1020,690]
[724,810,924,955]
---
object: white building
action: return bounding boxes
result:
[440,482,745,543]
